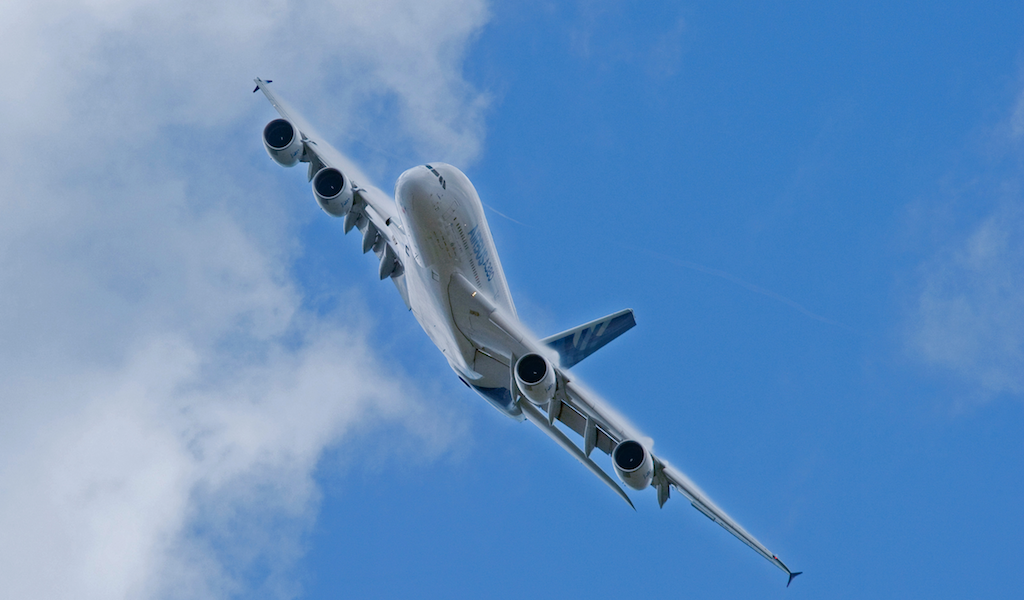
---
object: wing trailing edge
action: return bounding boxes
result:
[519,398,634,509]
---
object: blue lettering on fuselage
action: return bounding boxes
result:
[468,225,495,282]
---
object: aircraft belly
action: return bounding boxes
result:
[401,254,477,378]
[396,165,519,383]
[469,349,521,419]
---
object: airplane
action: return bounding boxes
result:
[254,77,801,587]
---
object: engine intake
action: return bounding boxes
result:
[514,353,556,405]
[312,167,354,217]
[263,118,304,167]
[612,440,654,490]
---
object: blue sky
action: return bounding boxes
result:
[2,1,1023,599]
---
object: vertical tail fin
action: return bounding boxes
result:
[541,309,636,369]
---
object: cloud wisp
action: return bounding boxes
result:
[909,202,1024,397]
[483,204,855,332]
[906,86,1024,399]
[0,1,488,598]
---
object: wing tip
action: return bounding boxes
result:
[786,571,803,587]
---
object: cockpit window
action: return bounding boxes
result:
[424,164,446,189]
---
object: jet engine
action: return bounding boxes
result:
[263,118,304,167]
[612,440,654,490]
[514,353,556,405]
[312,167,354,217]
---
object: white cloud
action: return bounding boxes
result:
[905,78,1024,400]
[0,1,487,598]
[909,202,1024,396]
[0,324,449,600]
[0,0,489,164]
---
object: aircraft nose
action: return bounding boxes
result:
[395,166,442,224]
[396,167,433,204]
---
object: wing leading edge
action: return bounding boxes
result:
[556,372,802,585]
[659,462,801,585]
[254,77,412,306]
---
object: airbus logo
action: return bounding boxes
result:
[468,225,495,282]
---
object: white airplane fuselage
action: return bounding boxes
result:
[394,163,523,417]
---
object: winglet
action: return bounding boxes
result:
[787,571,803,587]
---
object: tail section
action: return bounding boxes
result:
[541,309,636,369]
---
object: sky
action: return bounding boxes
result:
[1,1,1023,598]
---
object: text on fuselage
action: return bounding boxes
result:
[468,225,495,282]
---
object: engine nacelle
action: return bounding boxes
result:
[612,440,654,490]
[263,118,305,167]
[514,353,556,405]
[312,167,354,217]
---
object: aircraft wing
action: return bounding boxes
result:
[254,78,411,304]
[449,272,801,585]
[554,381,800,584]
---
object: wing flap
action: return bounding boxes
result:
[519,399,634,509]
[552,401,618,456]
[555,400,586,435]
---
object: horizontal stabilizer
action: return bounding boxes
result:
[541,309,636,369]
